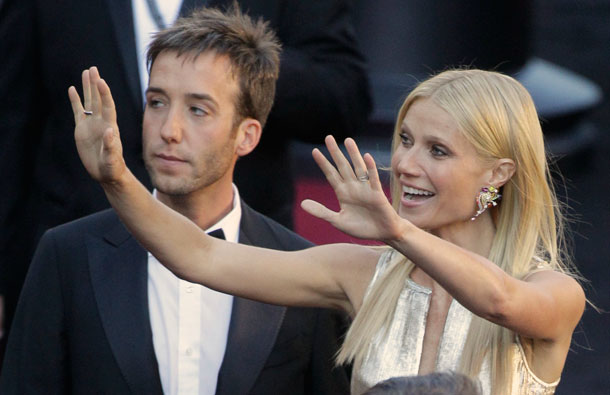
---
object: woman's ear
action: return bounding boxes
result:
[488,158,516,187]
[234,118,262,157]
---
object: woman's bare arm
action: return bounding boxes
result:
[388,227,585,342]
[303,135,585,343]
[69,66,379,313]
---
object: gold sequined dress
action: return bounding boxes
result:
[351,250,559,395]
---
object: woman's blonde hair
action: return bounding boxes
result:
[337,69,577,394]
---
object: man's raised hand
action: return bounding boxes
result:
[68,67,126,185]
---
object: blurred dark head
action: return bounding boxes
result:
[363,372,482,395]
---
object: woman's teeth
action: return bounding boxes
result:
[403,186,433,200]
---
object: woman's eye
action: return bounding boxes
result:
[399,133,412,146]
[431,145,448,157]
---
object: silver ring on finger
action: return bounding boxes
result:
[357,172,369,182]
[83,110,93,115]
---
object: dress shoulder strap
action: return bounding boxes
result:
[522,256,554,281]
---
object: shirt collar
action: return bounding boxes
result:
[151,184,242,244]
[205,184,241,244]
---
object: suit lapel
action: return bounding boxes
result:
[88,216,163,394]
[104,0,143,111]
[216,204,287,395]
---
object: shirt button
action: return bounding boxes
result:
[185,348,192,356]
[185,285,193,293]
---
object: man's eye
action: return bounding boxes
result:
[191,107,207,116]
[148,99,163,108]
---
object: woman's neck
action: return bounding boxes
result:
[410,212,496,291]
[431,212,496,258]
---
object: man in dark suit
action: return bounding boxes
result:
[0,0,370,348]
[0,8,348,394]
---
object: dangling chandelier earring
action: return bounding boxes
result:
[471,186,501,221]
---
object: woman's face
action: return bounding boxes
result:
[391,98,492,231]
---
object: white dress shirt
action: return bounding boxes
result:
[148,185,241,395]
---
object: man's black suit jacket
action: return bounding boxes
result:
[0,203,349,394]
[0,0,371,336]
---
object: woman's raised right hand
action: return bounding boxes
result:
[301,136,408,243]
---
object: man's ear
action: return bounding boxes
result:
[234,118,262,157]
[488,158,516,188]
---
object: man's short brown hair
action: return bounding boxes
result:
[147,6,281,128]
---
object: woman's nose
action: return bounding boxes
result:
[393,148,422,177]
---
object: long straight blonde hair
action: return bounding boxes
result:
[337,69,577,394]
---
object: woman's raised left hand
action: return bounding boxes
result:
[301,136,406,242]
[68,67,126,186]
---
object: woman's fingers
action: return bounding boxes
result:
[89,67,102,114]
[98,78,117,123]
[325,135,356,181]
[300,199,336,223]
[68,86,84,124]
[312,148,342,188]
[102,126,120,156]
[344,137,369,182]
[82,69,91,113]
[363,153,383,192]
[315,135,382,193]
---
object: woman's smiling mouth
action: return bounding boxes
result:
[402,185,434,201]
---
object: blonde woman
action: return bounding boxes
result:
[70,68,585,394]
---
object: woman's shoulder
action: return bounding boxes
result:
[319,243,387,263]
[318,244,387,314]
[309,243,386,284]
[522,258,584,307]
[522,257,582,287]
[521,258,586,341]
[521,256,575,282]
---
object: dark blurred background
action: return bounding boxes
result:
[293,0,609,393]
[534,1,610,393]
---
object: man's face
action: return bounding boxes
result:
[143,51,241,196]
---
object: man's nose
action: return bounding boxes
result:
[160,109,183,143]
